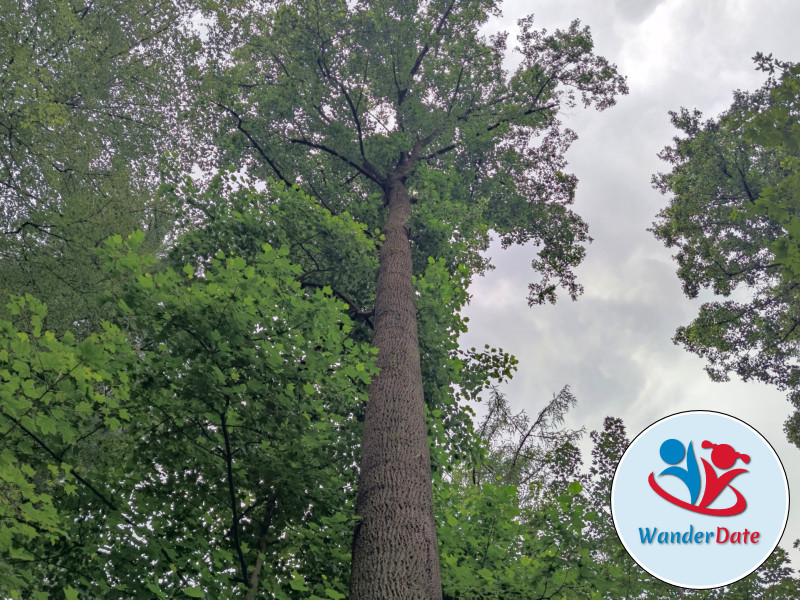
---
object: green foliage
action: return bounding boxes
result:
[0,294,134,595]
[200,0,627,307]
[437,403,798,599]
[747,63,800,283]
[1,204,377,597]
[0,0,193,333]
[166,170,379,315]
[653,56,800,446]
[436,387,603,599]
[4,267,797,597]
[101,227,374,598]
[8,2,793,598]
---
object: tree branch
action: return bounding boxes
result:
[2,221,71,242]
[289,137,382,185]
[212,101,292,185]
[245,499,277,600]
[404,0,459,102]
[420,95,558,162]
[221,407,249,585]
[315,55,375,172]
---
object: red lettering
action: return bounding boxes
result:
[716,527,729,543]
[715,527,760,544]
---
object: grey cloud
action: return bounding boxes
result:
[613,0,664,23]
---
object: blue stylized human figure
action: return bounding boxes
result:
[659,439,701,505]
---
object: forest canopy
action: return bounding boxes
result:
[0,1,797,598]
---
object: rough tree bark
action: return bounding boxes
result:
[349,175,442,599]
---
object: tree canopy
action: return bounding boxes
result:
[652,55,800,446]
[0,0,192,333]
[204,0,627,304]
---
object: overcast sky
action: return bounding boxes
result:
[463,0,800,567]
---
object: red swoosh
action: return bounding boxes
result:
[648,473,747,516]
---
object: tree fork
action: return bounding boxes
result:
[350,178,442,599]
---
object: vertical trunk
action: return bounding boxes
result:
[350,178,442,599]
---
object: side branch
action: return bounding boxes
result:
[408,0,459,85]
[486,102,558,132]
[1,411,120,512]
[221,408,249,585]
[421,101,559,161]
[397,0,458,105]
[2,221,64,240]
[289,138,383,185]
[245,499,277,600]
[213,101,292,185]
[315,56,375,172]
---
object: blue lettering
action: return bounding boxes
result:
[639,527,657,543]
[636,526,721,544]
[682,525,694,543]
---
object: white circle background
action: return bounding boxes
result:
[611,411,790,589]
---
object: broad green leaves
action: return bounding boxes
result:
[93,212,376,597]
[1,183,377,597]
[0,294,133,595]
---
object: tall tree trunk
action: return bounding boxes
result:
[350,178,442,599]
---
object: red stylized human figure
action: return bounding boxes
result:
[698,441,750,509]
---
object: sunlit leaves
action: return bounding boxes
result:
[0,294,133,594]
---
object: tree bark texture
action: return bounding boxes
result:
[350,179,443,599]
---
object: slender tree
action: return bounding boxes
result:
[200,0,627,595]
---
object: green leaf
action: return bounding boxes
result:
[12,360,30,378]
[289,572,308,591]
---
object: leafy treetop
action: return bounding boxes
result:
[652,56,800,445]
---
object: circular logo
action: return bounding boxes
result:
[611,411,789,588]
